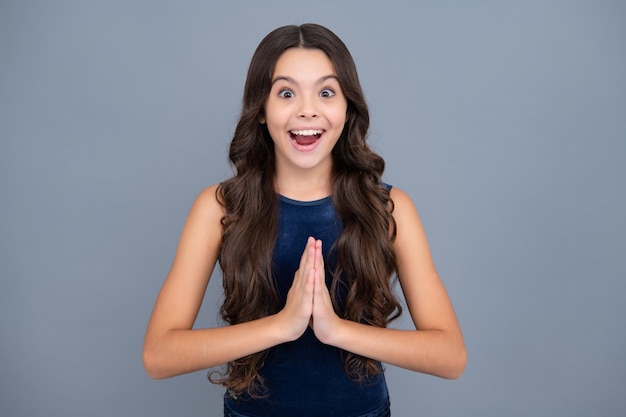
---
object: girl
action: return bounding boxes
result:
[143,24,466,417]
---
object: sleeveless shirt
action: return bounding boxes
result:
[223,193,389,416]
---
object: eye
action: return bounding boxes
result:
[278,88,294,98]
[320,88,335,98]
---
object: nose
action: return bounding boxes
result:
[297,94,318,119]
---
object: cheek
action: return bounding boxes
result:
[333,100,348,123]
[265,104,290,126]
[331,107,348,126]
[265,113,289,142]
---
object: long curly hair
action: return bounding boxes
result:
[211,23,402,397]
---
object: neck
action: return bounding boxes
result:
[274,167,333,202]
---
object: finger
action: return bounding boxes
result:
[295,237,315,284]
[315,239,324,272]
[313,240,327,299]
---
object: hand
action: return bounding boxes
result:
[277,237,317,341]
[310,239,344,345]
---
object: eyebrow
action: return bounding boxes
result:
[271,74,339,86]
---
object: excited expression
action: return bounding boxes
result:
[261,47,348,177]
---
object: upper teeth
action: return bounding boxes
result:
[291,129,323,136]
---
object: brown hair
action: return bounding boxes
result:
[212,23,401,397]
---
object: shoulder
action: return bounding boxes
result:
[389,186,418,217]
[194,183,223,211]
[193,184,224,211]
[388,187,437,284]
[388,186,429,246]
[185,184,225,230]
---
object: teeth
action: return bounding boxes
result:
[290,129,323,136]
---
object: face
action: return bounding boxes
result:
[261,47,348,176]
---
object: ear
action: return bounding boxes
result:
[258,111,266,124]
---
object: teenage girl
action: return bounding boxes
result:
[143,23,466,417]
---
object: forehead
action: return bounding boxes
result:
[272,48,336,81]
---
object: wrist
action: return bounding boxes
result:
[270,310,303,343]
[316,317,348,347]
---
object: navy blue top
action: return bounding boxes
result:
[224,194,389,416]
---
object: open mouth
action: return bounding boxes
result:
[290,129,324,146]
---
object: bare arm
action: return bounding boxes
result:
[311,187,467,379]
[142,185,315,379]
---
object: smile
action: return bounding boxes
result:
[289,129,324,147]
[290,129,324,136]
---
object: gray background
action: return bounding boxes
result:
[1,1,625,416]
